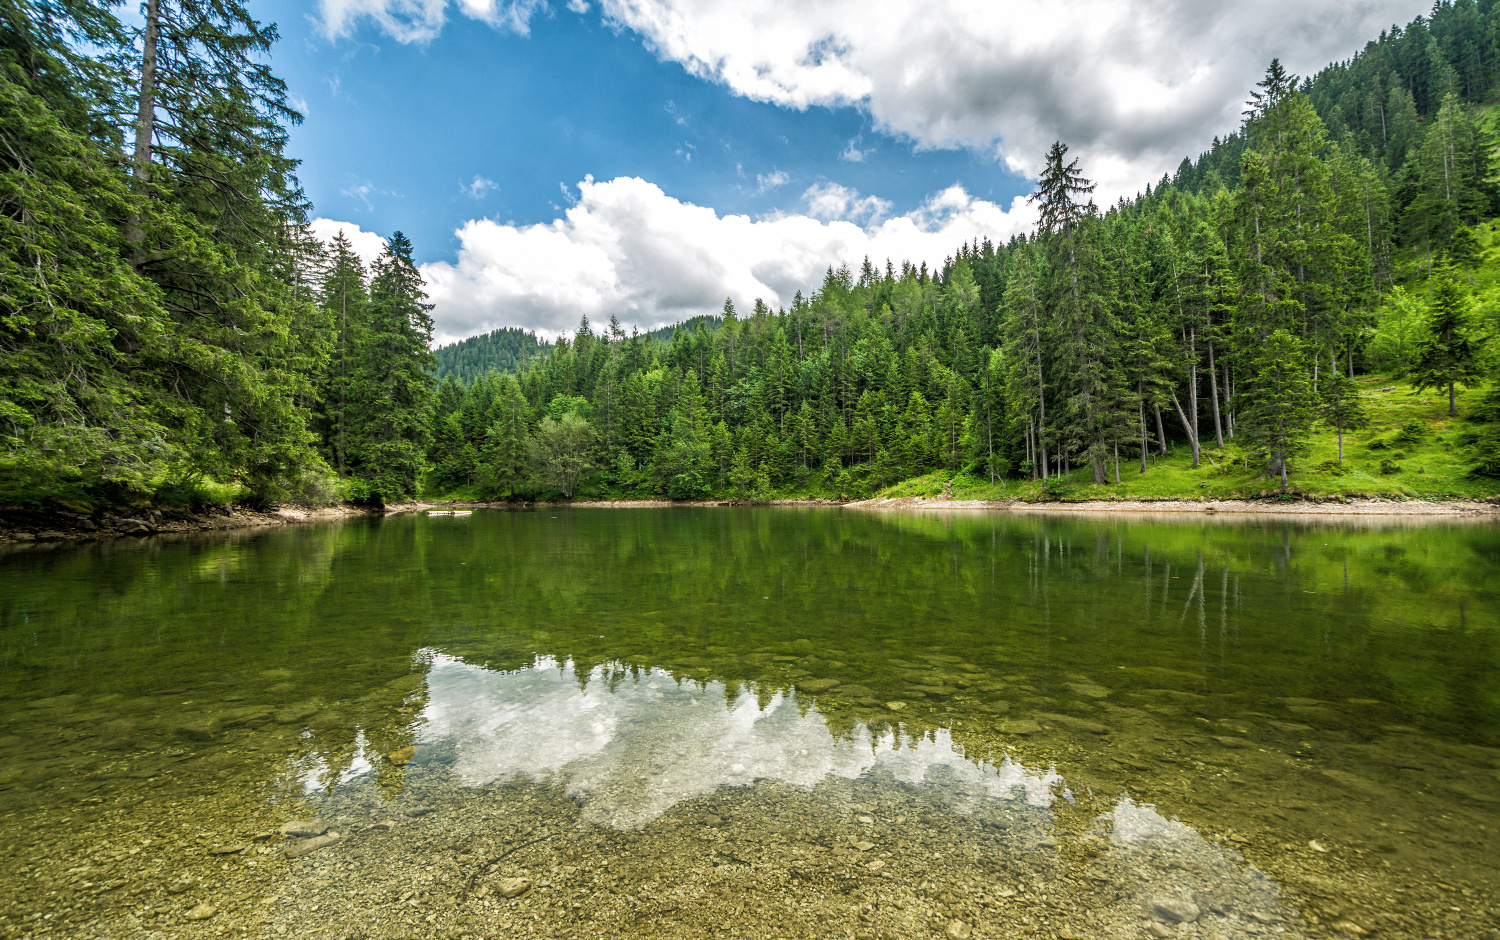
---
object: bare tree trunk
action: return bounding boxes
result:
[1113,439,1121,485]
[1188,326,1200,453]
[1169,389,1201,467]
[1154,405,1168,456]
[1207,340,1224,448]
[1138,388,1148,474]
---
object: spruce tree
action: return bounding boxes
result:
[1319,371,1367,464]
[1236,329,1316,492]
[1412,265,1482,415]
[349,232,434,499]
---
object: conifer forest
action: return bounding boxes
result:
[7,0,1500,507]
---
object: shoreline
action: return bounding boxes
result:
[2,493,1494,546]
[839,495,1500,516]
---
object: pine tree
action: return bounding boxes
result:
[1412,265,1482,415]
[1319,371,1368,463]
[479,376,528,497]
[349,232,435,499]
[1236,329,1316,492]
[316,231,369,476]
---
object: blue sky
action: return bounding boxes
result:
[257,0,1023,266]
[255,0,1422,343]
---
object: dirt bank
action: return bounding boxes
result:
[0,503,382,545]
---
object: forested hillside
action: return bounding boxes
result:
[6,0,1500,508]
[434,327,546,384]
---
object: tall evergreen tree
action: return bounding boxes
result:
[1412,265,1482,415]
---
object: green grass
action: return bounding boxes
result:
[884,373,1499,502]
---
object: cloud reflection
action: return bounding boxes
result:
[418,654,1060,828]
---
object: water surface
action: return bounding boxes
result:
[1,508,1497,939]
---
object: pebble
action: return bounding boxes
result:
[284,832,341,857]
[1147,922,1174,938]
[386,746,418,765]
[1309,840,1328,853]
[495,877,531,899]
[279,819,329,838]
[866,860,885,871]
[1332,921,1370,937]
[885,701,907,711]
[1150,897,1201,924]
[945,919,971,939]
[852,841,875,852]
[185,904,217,921]
[206,843,247,856]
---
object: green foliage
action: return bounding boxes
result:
[527,413,596,498]
[1411,266,1484,415]
[1235,330,1317,491]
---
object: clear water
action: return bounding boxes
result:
[1,508,1497,939]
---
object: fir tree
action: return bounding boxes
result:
[1236,329,1316,492]
[1412,265,1482,415]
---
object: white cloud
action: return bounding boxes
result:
[316,0,546,42]
[315,0,1417,196]
[801,181,889,224]
[755,170,790,194]
[340,181,374,210]
[840,138,866,163]
[591,0,1418,197]
[418,175,1035,344]
[465,175,499,198]
[310,218,388,270]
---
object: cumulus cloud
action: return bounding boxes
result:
[416,175,1034,344]
[316,0,1415,195]
[593,0,1416,196]
[801,182,890,224]
[840,138,867,163]
[310,218,388,270]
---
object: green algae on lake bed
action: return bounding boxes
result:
[0,508,1497,939]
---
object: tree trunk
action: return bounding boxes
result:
[1188,326,1200,454]
[1138,389,1148,474]
[1113,439,1121,485]
[1337,423,1344,463]
[1450,380,1457,416]
[1207,340,1224,448]
[1169,390,1201,467]
[127,0,160,256]
[1154,405,1168,456]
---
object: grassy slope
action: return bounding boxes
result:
[884,372,1496,502]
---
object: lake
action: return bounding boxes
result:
[1,507,1497,939]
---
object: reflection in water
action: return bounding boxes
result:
[283,653,1294,936]
[414,654,1062,828]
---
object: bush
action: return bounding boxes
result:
[1039,478,1076,500]
[1378,459,1402,476]
[1315,460,1350,476]
[337,477,384,508]
[1392,421,1426,447]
